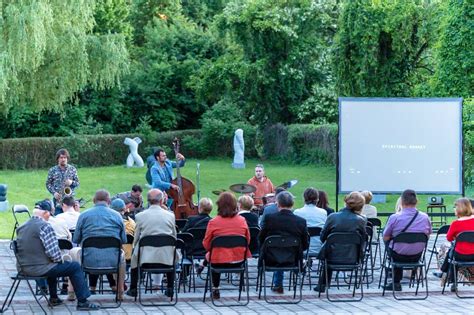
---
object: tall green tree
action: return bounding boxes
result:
[0,0,129,113]
[333,0,436,97]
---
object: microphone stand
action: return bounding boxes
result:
[196,162,201,201]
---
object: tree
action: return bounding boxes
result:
[0,0,129,113]
[333,0,436,97]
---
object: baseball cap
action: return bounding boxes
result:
[34,199,53,212]
[110,198,126,212]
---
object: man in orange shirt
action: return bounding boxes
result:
[247,164,275,207]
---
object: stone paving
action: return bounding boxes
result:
[1,238,474,314]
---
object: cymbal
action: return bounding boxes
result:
[277,179,298,190]
[229,183,257,194]
[212,189,226,196]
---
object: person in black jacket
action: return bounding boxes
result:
[181,198,212,232]
[259,191,309,294]
[238,195,259,228]
[314,191,367,292]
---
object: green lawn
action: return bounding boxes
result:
[0,158,470,239]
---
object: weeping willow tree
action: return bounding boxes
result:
[0,0,129,113]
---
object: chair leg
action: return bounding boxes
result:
[1,278,20,313]
[26,280,49,315]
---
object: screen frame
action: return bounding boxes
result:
[337,97,464,195]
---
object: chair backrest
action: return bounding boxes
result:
[455,231,474,243]
[261,235,301,267]
[188,227,207,257]
[437,224,450,235]
[126,234,134,244]
[308,226,322,237]
[177,232,194,257]
[175,219,188,231]
[391,232,429,245]
[367,218,382,227]
[81,236,122,271]
[324,232,364,265]
[137,234,177,267]
[209,235,248,264]
[82,236,122,249]
[12,205,30,222]
[58,239,73,250]
[249,226,260,255]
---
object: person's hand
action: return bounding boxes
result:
[65,179,72,187]
[54,192,61,201]
[171,184,180,191]
[176,153,185,161]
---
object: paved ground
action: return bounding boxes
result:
[1,238,474,314]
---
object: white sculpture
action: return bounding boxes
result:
[124,137,144,168]
[232,129,245,168]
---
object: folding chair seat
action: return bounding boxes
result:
[81,236,122,308]
[11,205,30,240]
[203,235,250,307]
[427,225,450,269]
[381,232,429,300]
[320,232,365,302]
[442,231,474,298]
[136,234,178,306]
[258,235,304,304]
[0,240,52,315]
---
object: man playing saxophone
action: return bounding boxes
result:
[46,149,80,208]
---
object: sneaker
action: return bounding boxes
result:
[212,289,220,300]
[49,297,64,306]
[125,288,137,297]
[67,291,76,301]
[271,286,284,294]
[383,282,402,291]
[77,300,100,311]
[313,284,326,293]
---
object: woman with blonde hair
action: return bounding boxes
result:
[361,190,377,218]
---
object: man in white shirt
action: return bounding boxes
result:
[56,196,80,230]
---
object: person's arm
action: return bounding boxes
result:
[319,216,332,243]
[46,168,55,194]
[383,216,395,241]
[151,165,171,190]
[40,224,62,263]
[301,221,309,250]
[72,215,83,244]
[258,216,269,245]
[446,221,457,242]
[119,219,127,244]
[202,220,214,251]
[133,216,141,248]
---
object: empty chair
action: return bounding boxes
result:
[11,205,30,240]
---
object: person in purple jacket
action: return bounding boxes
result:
[383,189,432,291]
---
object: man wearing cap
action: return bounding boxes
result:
[112,184,144,216]
[15,201,99,310]
[110,198,136,261]
[247,164,275,207]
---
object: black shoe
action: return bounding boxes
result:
[49,297,63,306]
[125,288,137,297]
[313,284,326,293]
[433,271,443,278]
[383,282,402,291]
[89,290,96,295]
[212,289,220,300]
[271,286,284,294]
[77,300,100,311]
[164,288,174,298]
[450,284,456,293]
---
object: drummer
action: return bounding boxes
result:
[247,164,275,207]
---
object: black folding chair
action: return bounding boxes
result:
[249,227,261,258]
[177,232,195,291]
[81,236,122,308]
[381,232,429,300]
[136,234,178,306]
[367,218,382,269]
[188,228,207,260]
[427,225,450,269]
[258,235,304,304]
[203,235,250,307]
[1,240,52,315]
[320,232,365,302]
[442,231,474,298]
[175,219,188,232]
[304,227,322,289]
[11,205,30,240]
[58,239,73,250]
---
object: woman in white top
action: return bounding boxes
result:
[361,190,377,218]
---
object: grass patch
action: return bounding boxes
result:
[0,158,470,239]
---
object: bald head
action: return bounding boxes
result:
[93,189,110,205]
[148,189,164,206]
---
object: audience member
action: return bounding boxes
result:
[112,184,144,216]
[15,203,99,310]
[56,196,81,230]
[238,195,259,228]
[294,188,327,255]
[317,190,335,215]
[259,187,286,227]
[394,196,403,213]
[36,199,71,241]
[72,190,127,298]
[382,189,432,291]
[182,198,213,232]
[314,191,367,293]
[259,191,309,294]
[361,190,377,218]
[127,189,178,298]
[111,198,136,262]
[202,192,251,300]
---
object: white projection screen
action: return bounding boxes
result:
[338,98,463,194]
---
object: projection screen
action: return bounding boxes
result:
[338,98,463,194]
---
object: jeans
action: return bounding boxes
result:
[388,249,422,284]
[273,271,284,287]
[43,261,90,302]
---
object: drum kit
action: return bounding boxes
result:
[212,180,299,196]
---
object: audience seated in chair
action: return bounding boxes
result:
[112,184,144,219]
[314,191,367,293]
[70,190,127,299]
[439,198,474,290]
[259,191,309,294]
[238,195,259,228]
[182,198,213,232]
[317,190,335,216]
[202,192,251,300]
[126,189,179,298]
[259,187,286,227]
[15,201,99,310]
[56,196,81,231]
[382,189,432,291]
[36,200,71,241]
[361,191,377,219]
[294,187,327,255]
[110,198,136,262]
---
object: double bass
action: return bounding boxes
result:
[166,138,199,219]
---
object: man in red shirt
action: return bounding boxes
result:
[247,164,275,207]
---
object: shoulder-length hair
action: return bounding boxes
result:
[217,192,237,218]
[455,198,473,217]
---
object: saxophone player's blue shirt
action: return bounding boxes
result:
[151,159,185,191]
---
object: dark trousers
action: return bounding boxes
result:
[89,273,116,289]
[130,264,174,290]
[210,263,244,288]
[388,250,422,284]
[44,261,90,302]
